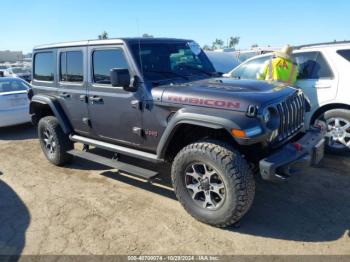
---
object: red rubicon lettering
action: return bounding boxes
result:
[167,96,240,110]
[204,100,215,106]
[227,101,240,109]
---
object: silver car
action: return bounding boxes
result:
[0,77,31,127]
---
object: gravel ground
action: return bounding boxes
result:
[0,124,349,255]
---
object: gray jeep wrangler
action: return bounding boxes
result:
[29,38,325,227]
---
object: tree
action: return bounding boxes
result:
[98,31,109,40]
[212,39,224,50]
[202,45,212,51]
[228,36,240,48]
[142,33,154,38]
[251,43,259,48]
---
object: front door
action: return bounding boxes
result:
[57,48,90,135]
[87,45,143,146]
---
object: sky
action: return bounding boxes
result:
[2,0,350,53]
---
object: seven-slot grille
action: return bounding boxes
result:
[276,92,305,142]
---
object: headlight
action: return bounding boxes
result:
[262,106,280,130]
[263,108,271,123]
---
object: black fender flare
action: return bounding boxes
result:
[156,109,243,159]
[29,95,73,134]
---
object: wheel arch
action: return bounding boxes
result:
[30,95,73,134]
[157,119,237,161]
[310,103,350,124]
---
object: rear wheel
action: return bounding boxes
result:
[38,116,73,166]
[171,140,255,227]
[321,109,350,154]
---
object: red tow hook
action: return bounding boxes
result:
[293,142,303,152]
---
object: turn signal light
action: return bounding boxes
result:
[231,129,246,138]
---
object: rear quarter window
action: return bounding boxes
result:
[34,52,55,81]
[337,49,350,62]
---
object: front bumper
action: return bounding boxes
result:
[259,126,326,182]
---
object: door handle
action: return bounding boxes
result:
[59,92,71,98]
[89,96,103,104]
[315,84,331,89]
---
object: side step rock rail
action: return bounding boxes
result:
[67,149,159,180]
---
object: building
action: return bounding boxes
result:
[0,50,23,63]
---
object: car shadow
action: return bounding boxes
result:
[0,124,37,141]
[88,153,350,243]
[0,178,30,256]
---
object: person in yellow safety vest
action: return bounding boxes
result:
[257,45,299,85]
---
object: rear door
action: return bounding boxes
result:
[292,51,338,109]
[87,45,143,146]
[57,48,90,135]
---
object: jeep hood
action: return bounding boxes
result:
[152,78,297,112]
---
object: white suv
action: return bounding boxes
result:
[225,41,350,154]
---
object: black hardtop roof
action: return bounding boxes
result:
[34,37,193,50]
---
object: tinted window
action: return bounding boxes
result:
[60,51,83,82]
[231,55,272,80]
[93,49,128,84]
[130,42,215,81]
[34,52,54,81]
[0,79,30,93]
[292,52,333,79]
[337,49,350,62]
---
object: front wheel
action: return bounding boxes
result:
[171,140,255,227]
[321,109,350,154]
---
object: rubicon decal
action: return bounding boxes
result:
[166,96,240,110]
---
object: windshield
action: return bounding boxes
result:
[0,78,30,93]
[230,55,272,80]
[0,65,8,70]
[130,42,216,82]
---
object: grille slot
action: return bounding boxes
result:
[276,92,305,142]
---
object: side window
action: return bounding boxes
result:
[60,51,83,82]
[92,49,129,84]
[34,52,54,81]
[293,52,333,80]
[312,53,333,78]
[337,49,350,62]
[231,55,272,80]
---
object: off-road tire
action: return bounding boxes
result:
[171,140,255,227]
[319,109,350,155]
[38,116,73,166]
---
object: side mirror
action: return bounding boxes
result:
[110,68,135,91]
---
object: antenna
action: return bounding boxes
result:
[136,19,144,77]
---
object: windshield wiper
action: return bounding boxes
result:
[177,64,217,77]
[144,70,189,80]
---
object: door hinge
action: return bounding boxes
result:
[82,117,91,127]
[132,127,143,137]
[131,100,142,110]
